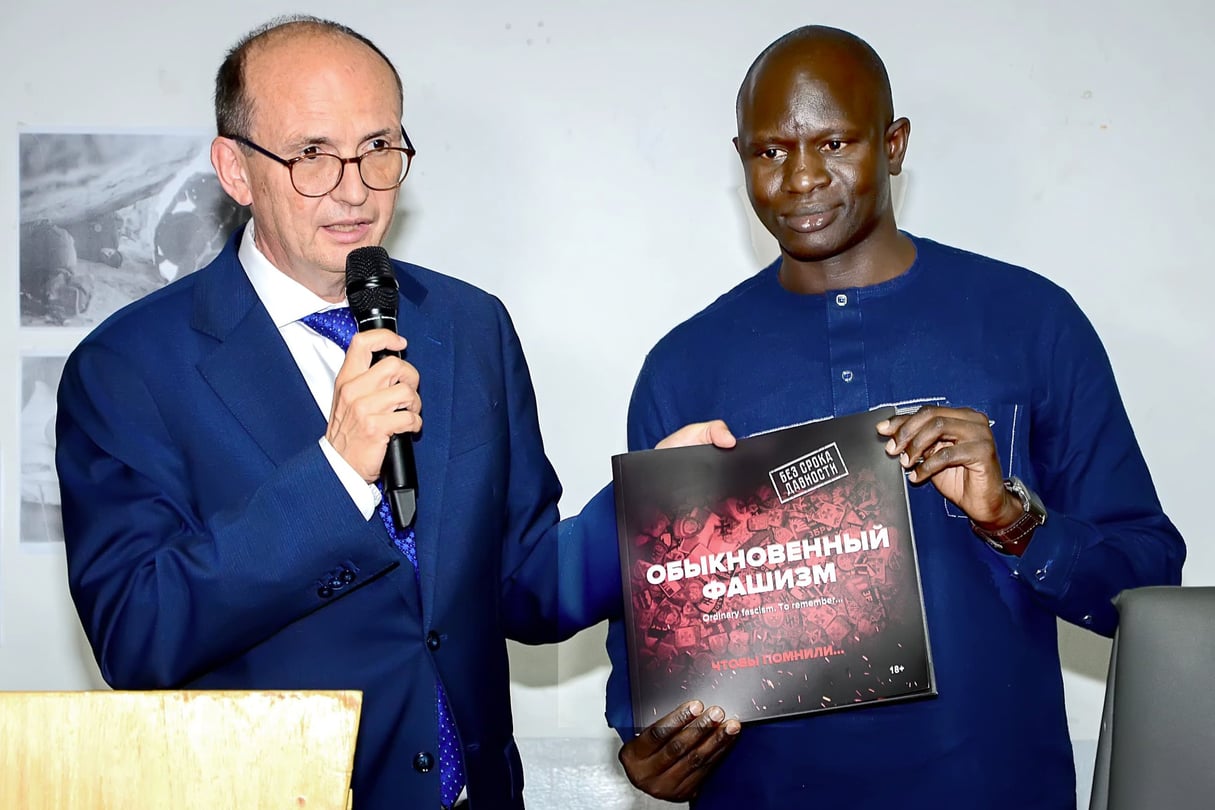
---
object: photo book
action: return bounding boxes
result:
[612,407,936,729]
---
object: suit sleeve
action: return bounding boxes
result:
[999,296,1185,635]
[487,301,622,644]
[56,340,399,688]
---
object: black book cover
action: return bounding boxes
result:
[612,407,935,730]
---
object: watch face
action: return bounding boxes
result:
[1007,476,1047,524]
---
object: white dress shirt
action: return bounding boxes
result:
[238,221,380,519]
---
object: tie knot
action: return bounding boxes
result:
[301,307,357,350]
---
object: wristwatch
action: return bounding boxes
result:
[970,476,1046,556]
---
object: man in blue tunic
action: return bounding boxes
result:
[609,25,1184,809]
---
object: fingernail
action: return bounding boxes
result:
[725,720,741,735]
[688,700,704,716]
[708,706,725,722]
[884,439,896,454]
[876,420,889,432]
[900,452,911,467]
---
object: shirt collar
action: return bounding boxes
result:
[238,220,345,328]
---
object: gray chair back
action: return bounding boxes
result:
[1090,586,1215,810]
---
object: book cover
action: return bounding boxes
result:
[612,407,935,730]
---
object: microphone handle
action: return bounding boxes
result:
[365,339,417,530]
[383,434,418,530]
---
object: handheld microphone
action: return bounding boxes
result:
[345,245,417,530]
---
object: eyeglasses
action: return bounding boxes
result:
[231,128,416,197]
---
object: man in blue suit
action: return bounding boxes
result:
[55,16,728,810]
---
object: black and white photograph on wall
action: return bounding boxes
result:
[20,356,67,544]
[19,130,250,328]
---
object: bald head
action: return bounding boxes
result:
[737,26,893,133]
[214,15,403,139]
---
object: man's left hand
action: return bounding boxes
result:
[876,406,1022,530]
[657,419,736,451]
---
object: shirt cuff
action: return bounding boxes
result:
[318,437,381,520]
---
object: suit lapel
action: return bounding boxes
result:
[191,241,328,465]
[396,266,452,624]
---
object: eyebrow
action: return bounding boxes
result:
[743,124,864,144]
[282,127,400,153]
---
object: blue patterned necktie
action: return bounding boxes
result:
[301,307,466,807]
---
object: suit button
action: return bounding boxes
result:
[317,586,334,598]
[426,631,441,651]
[340,569,356,583]
[413,751,435,773]
[327,577,343,590]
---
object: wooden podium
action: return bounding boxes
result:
[0,690,361,809]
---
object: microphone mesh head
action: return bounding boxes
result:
[345,246,399,318]
[349,284,398,316]
[345,246,392,283]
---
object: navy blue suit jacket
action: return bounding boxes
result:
[56,233,620,809]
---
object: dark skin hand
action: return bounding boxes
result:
[876,406,1022,534]
[618,700,741,802]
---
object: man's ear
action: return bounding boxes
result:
[886,117,911,176]
[211,136,254,206]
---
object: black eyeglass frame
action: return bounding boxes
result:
[230,127,416,197]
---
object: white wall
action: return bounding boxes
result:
[2,2,1211,806]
